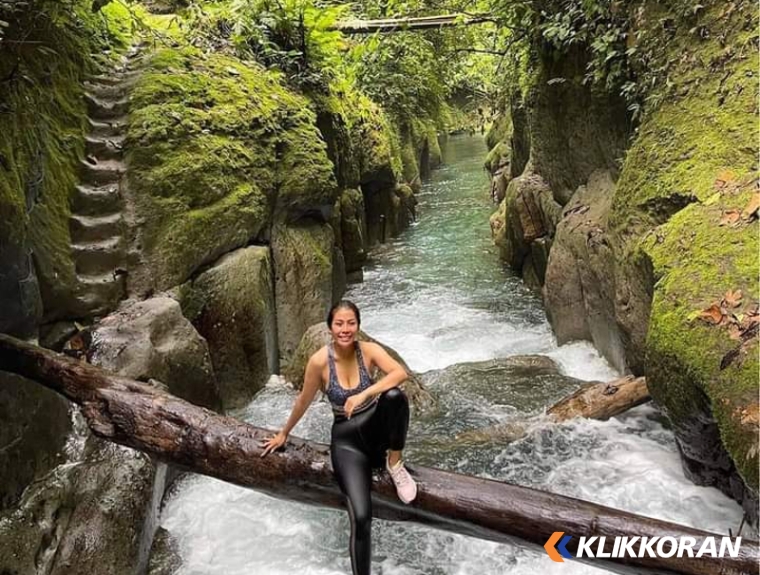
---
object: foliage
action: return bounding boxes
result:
[536,0,631,91]
[181,0,348,91]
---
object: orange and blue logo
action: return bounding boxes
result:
[545,531,574,562]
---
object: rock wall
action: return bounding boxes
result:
[488,0,759,515]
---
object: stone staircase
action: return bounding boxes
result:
[69,47,143,317]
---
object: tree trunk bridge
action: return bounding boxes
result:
[0,333,756,575]
[331,14,491,34]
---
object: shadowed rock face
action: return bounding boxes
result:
[0,372,71,511]
[90,296,220,411]
[177,246,279,411]
[486,1,759,518]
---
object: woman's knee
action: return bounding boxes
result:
[382,387,407,405]
[350,501,373,536]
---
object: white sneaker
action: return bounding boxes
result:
[386,459,417,504]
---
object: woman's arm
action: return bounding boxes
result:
[344,342,408,418]
[261,353,324,456]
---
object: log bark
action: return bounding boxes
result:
[547,375,649,420]
[456,375,650,444]
[0,334,755,575]
[332,14,491,34]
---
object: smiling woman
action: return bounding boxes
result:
[262,299,417,575]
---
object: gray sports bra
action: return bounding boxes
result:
[325,342,377,414]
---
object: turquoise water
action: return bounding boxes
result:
[159,135,747,575]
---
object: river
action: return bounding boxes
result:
[158,135,747,575]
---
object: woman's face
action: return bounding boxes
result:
[330,308,359,348]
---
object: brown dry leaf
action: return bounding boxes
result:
[719,210,741,226]
[699,304,725,324]
[740,404,760,427]
[741,193,760,220]
[723,289,743,308]
[714,169,737,190]
[728,324,744,340]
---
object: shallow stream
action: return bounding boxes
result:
[159,136,746,575]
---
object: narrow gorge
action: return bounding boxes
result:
[0,0,757,574]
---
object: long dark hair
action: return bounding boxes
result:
[327,300,361,327]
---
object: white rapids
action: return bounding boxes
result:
[158,136,748,575]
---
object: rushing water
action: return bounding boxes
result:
[160,136,748,575]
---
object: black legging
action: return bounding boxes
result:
[330,387,410,575]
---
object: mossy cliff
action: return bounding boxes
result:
[488,0,758,514]
[126,45,336,294]
[0,2,131,334]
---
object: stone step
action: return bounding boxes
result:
[71,184,122,215]
[70,212,124,243]
[85,93,130,120]
[71,237,125,275]
[73,272,126,316]
[83,79,134,100]
[88,117,128,138]
[80,158,126,186]
[87,70,141,86]
[85,135,125,161]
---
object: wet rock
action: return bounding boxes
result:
[544,170,628,373]
[0,436,164,575]
[90,296,220,411]
[421,355,578,416]
[146,527,183,575]
[272,222,335,368]
[178,246,278,410]
[285,322,435,412]
[0,372,70,511]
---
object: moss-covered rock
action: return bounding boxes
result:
[497,0,758,511]
[0,2,131,330]
[338,188,367,273]
[272,222,335,367]
[126,47,336,294]
[610,1,759,508]
[177,246,278,410]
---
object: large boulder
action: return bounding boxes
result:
[0,295,223,574]
[126,47,336,295]
[490,168,560,277]
[272,222,335,368]
[90,296,220,410]
[544,170,628,373]
[0,437,163,575]
[0,372,70,511]
[284,322,436,412]
[178,246,278,410]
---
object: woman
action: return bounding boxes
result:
[261,299,417,575]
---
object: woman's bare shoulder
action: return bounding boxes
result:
[308,345,329,368]
[358,340,383,358]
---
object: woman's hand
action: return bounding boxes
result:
[344,392,368,419]
[261,431,288,457]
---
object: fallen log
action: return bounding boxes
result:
[331,14,491,34]
[0,334,755,575]
[456,375,650,444]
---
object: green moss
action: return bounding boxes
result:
[485,112,513,151]
[0,1,131,318]
[610,0,760,490]
[128,46,335,289]
[316,86,402,185]
[643,187,759,489]
[485,142,510,172]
